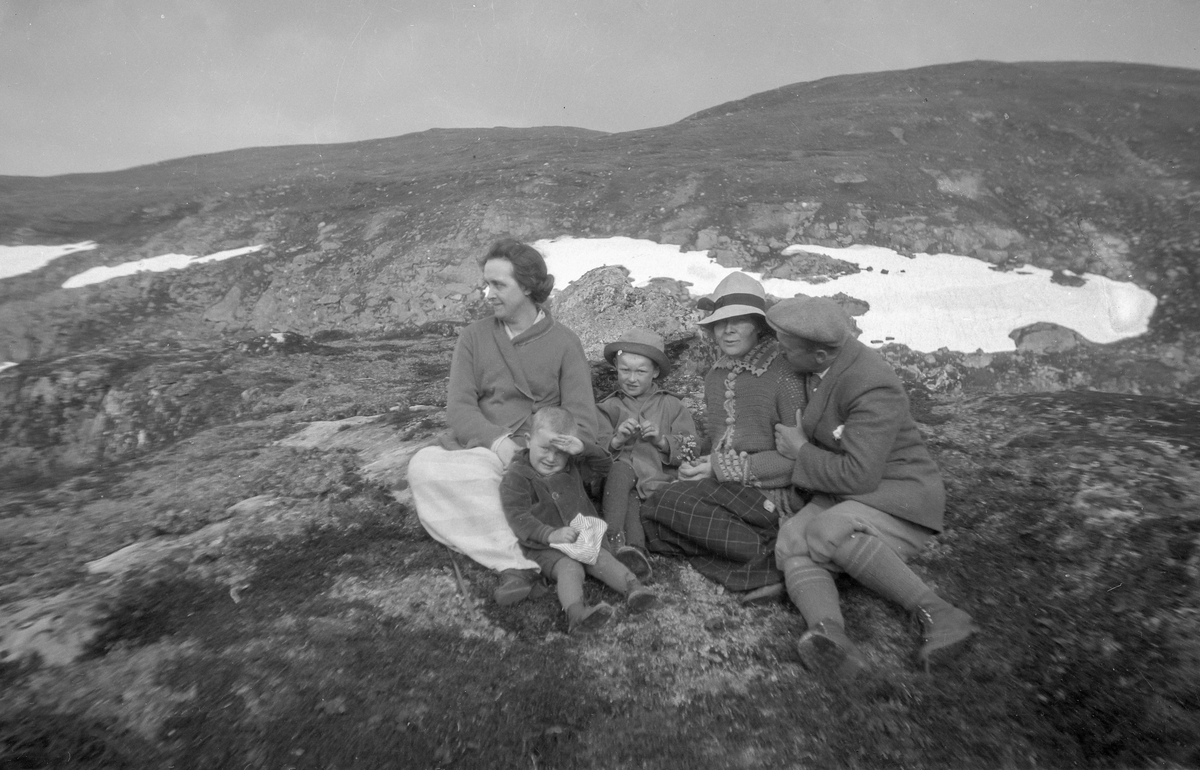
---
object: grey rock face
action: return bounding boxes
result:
[551,266,700,362]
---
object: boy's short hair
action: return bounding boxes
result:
[531,406,576,436]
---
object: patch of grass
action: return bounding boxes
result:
[86,577,228,657]
[0,706,161,770]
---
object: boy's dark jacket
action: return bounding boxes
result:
[500,441,612,547]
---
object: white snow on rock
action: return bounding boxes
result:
[62,245,265,289]
[0,241,97,280]
[534,236,1158,354]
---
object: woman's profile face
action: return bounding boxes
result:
[712,316,761,360]
[483,258,533,323]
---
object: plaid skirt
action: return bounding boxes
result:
[642,478,784,591]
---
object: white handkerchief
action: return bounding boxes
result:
[550,514,608,565]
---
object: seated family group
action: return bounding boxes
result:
[406,239,976,677]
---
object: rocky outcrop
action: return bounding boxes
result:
[550,266,699,362]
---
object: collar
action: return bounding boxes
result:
[504,308,546,339]
[606,383,664,402]
[713,339,778,377]
[498,306,553,345]
[509,451,550,481]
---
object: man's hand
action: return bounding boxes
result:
[548,527,579,544]
[611,418,640,450]
[775,408,808,460]
[550,434,584,456]
[678,455,714,480]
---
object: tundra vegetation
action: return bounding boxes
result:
[2,61,1199,768]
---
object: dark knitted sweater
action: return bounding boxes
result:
[702,340,808,491]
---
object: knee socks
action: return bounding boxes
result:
[833,533,945,612]
[782,556,844,628]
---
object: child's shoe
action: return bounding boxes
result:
[624,579,658,614]
[567,602,613,634]
[615,546,653,582]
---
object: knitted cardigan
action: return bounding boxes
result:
[702,340,807,495]
[441,308,598,451]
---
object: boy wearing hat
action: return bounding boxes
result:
[597,328,698,579]
[767,296,976,677]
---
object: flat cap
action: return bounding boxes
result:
[765,296,858,347]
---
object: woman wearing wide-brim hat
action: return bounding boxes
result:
[641,271,809,595]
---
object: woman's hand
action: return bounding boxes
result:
[550,434,584,456]
[495,436,520,467]
[610,418,640,450]
[548,527,579,544]
[678,455,714,480]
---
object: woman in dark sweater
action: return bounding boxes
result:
[642,272,808,594]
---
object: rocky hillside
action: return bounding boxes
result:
[2,60,1199,361]
[2,61,1200,769]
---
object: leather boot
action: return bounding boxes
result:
[615,546,653,582]
[567,601,613,634]
[915,603,977,670]
[796,619,870,679]
[493,569,534,606]
[624,578,658,614]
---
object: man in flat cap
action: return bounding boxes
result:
[767,296,976,678]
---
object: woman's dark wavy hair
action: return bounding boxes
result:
[477,239,555,305]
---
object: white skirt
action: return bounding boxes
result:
[406,445,539,572]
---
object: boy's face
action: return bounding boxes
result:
[615,352,658,398]
[528,428,569,476]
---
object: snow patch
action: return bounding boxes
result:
[62,245,265,289]
[0,241,97,280]
[534,236,1157,354]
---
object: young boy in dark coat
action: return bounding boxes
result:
[500,407,658,634]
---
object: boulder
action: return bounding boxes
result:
[1010,322,1089,354]
[550,266,699,362]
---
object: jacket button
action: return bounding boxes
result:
[552,493,560,499]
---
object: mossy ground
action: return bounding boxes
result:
[3,340,1200,770]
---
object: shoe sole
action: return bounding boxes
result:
[615,548,653,582]
[797,633,870,679]
[917,626,977,670]
[570,605,614,634]
[739,583,784,606]
[627,591,658,614]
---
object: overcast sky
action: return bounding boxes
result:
[3,0,1198,177]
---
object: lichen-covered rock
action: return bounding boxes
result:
[1010,322,1089,354]
[550,265,699,362]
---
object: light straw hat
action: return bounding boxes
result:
[696,272,767,327]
